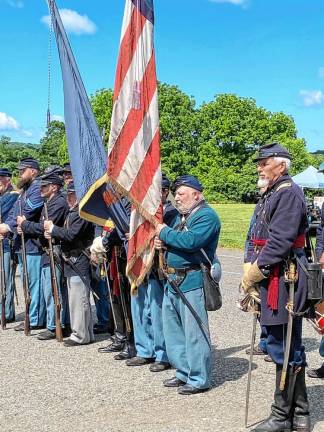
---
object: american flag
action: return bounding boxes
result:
[107,0,162,287]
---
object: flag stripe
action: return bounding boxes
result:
[108,53,157,178]
[114,6,146,101]
[108,19,154,154]
[128,129,160,202]
[116,89,159,191]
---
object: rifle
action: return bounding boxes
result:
[0,200,6,330]
[44,201,63,342]
[19,200,31,336]
[114,247,132,336]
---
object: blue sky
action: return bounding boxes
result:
[1,0,324,152]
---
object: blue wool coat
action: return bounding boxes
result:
[315,203,324,260]
[247,175,309,326]
[6,180,44,254]
[159,202,221,293]
[0,186,19,252]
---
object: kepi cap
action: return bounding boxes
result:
[0,167,12,177]
[253,142,291,162]
[39,172,63,187]
[172,175,203,193]
[162,173,171,189]
[17,157,40,171]
[62,163,72,173]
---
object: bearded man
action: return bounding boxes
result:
[242,143,310,432]
[155,175,221,395]
[0,158,45,331]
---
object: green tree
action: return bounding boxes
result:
[38,121,66,169]
[90,88,114,145]
[158,82,198,178]
[193,94,312,201]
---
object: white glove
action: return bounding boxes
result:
[90,236,106,254]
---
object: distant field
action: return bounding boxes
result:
[211,203,254,249]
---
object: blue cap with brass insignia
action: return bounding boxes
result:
[253,142,291,162]
[172,175,203,192]
[62,163,72,173]
[17,157,40,171]
[0,167,12,177]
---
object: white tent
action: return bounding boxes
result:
[292,165,324,189]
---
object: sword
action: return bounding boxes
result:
[280,261,296,391]
[102,259,118,331]
[245,308,259,428]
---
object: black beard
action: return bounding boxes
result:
[17,178,31,189]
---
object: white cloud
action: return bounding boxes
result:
[0,112,20,130]
[209,0,249,6]
[300,90,324,107]
[5,0,24,8]
[51,114,64,122]
[318,67,324,78]
[22,129,33,137]
[41,9,97,35]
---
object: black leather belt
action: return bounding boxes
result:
[166,265,200,277]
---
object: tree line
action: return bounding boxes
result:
[1,83,323,202]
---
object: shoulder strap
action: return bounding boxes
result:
[274,181,292,192]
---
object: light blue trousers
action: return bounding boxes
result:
[0,252,15,321]
[162,287,211,389]
[41,265,69,330]
[320,337,324,359]
[131,277,168,362]
[17,253,46,327]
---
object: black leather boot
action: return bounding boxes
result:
[252,365,293,432]
[114,340,136,360]
[292,367,310,432]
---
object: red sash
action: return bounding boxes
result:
[252,234,305,311]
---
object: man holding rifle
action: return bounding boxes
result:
[0,168,19,325]
[44,182,94,346]
[17,171,69,341]
[241,143,310,432]
[0,158,45,332]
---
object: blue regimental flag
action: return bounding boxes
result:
[48,0,129,234]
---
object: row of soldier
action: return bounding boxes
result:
[0,147,323,432]
[0,158,220,396]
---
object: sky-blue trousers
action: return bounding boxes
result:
[0,251,15,321]
[266,317,306,367]
[162,287,211,389]
[41,265,69,330]
[17,253,46,327]
[131,277,168,362]
[94,279,109,327]
[319,337,324,360]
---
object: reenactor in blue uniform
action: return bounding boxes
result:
[155,175,221,395]
[0,158,45,331]
[0,168,19,323]
[126,174,178,372]
[307,171,324,379]
[91,198,135,360]
[17,172,69,340]
[241,143,310,432]
[44,182,94,346]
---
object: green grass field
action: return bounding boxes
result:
[211,203,254,250]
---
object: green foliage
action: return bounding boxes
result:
[0,135,39,174]
[90,88,114,145]
[158,82,198,178]
[38,121,66,169]
[1,84,320,202]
